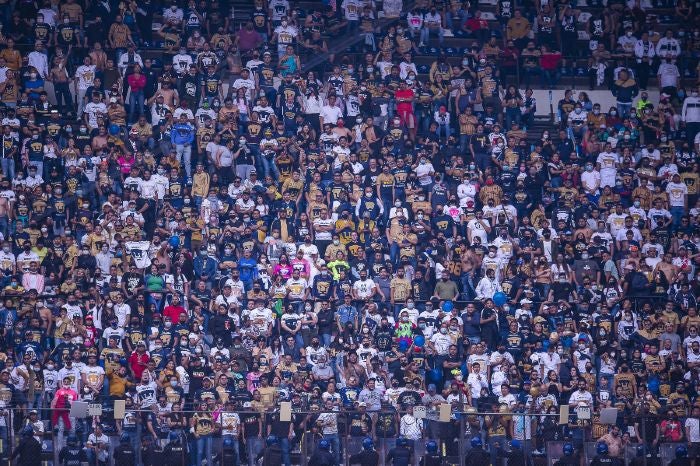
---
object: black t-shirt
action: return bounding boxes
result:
[242,412,261,437]
[550,282,574,301]
[266,413,292,437]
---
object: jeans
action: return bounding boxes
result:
[246,436,264,466]
[542,69,559,88]
[196,435,212,466]
[670,205,685,230]
[223,435,241,466]
[280,436,292,466]
[0,215,7,239]
[256,152,280,181]
[175,144,192,179]
[128,89,145,122]
[488,434,506,466]
[236,163,255,181]
[1,158,14,181]
[323,433,341,465]
[460,272,476,301]
[77,88,88,117]
[436,123,451,140]
[505,108,521,130]
[0,425,6,457]
[617,102,632,119]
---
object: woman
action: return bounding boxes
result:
[190,401,214,466]
[502,85,523,130]
[273,254,293,279]
[549,253,572,284]
[269,339,283,367]
[126,64,146,123]
[233,87,250,126]
[278,45,301,77]
[158,360,178,388]
[533,257,552,298]
[303,87,323,133]
[543,370,562,400]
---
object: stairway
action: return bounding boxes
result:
[228,0,256,32]
[526,115,559,147]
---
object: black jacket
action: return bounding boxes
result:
[11,436,42,466]
[349,449,380,466]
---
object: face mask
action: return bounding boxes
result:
[610,110,617,116]
[333,239,340,246]
[46,364,54,371]
[281,21,288,27]
[692,92,699,97]
[575,108,582,114]
[164,322,172,328]
[578,343,586,350]
[407,302,414,309]
[586,165,593,171]
[581,253,589,260]
[440,328,448,334]
[593,110,600,115]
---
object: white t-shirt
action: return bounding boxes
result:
[353,278,376,299]
[75,65,97,90]
[685,417,700,442]
[319,105,343,125]
[666,182,688,207]
[81,365,105,387]
[84,102,107,129]
[569,389,593,406]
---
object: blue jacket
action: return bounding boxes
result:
[193,255,217,280]
[170,123,195,145]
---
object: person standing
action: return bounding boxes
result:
[10,426,42,466]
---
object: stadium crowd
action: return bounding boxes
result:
[0,0,699,464]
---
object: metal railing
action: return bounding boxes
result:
[0,405,688,466]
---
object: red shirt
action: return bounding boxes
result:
[163,304,186,323]
[129,351,150,380]
[540,52,562,71]
[395,88,415,113]
[127,73,147,92]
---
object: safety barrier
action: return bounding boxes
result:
[0,405,690,466]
